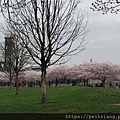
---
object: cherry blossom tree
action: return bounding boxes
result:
[46,67,59,87]
[0,36,31,93]
[0,72,9,87]
[46,65,68,86]
[46,62,120,87]
[46,65,92,86]
[62,64,93,86]
[65,65,80,86]
[19,70,41,87]
[82,62,120,86]
[0,71,9,82]
[46,64,96,86]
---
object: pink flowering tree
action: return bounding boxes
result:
[82,62,120,87]
[75,65,91,86]
[47,64,95,86]
[0,72,9,82]
[65,65,81,85]
[46,62,120,87]
[0,72,9,87]
[19,70,41,87]
[46,65,68,87]
[67,64,94,86]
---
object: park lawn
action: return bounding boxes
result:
[0,86,120,113]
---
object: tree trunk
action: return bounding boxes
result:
[100,79,105,87]
[86,79,89,86]
[67,80,70,85]
[34,81,35,88]
[9,79,12,91]
[9,75,12,91]
[48,81,51,88]
[9,70,13,91]
[15,72,19,95]
[55,79,58,87]
[41,67,47,104]
[83,79,86,86]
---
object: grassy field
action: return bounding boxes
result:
[0,86,120,113]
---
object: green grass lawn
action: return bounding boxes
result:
[0,86,120,113]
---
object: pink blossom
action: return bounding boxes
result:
[19,70,41,82]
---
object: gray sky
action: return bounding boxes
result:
[68,0,120,65]
[0,0,120,66]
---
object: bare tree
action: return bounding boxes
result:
[12,35,31,95]
[0,0,88,104]
[0,34,31,94]
[90,0,120,14]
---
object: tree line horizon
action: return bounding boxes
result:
[0,61,120,87]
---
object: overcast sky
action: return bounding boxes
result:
[0,0,120,66]
[68,0,120,65]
